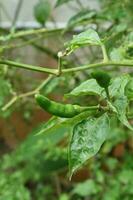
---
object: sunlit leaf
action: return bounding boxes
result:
[109,74,130,98]
[69,113,110,176]
[65,79,104,98]
[66,29,102,54]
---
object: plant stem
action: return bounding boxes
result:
[0,59,57,75]
[1,35,45,51]
[63,61,133,73]
[101,44,109,62]
[35,75,53,91]
[105,88,110,101]
[1,36,58,60]
[0,28,63,41]
[21,36,58,60]
[11,0,23,28]
[0,59,133,75]
[2,75,53,111]
[57,52,64,75]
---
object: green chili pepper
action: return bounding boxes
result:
[91,71,111,100]
[35,94,98,118]
[91,71,111,89]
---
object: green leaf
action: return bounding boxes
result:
[66,74,130,101]
[124,43,133,59]
[35,110,95,137]
[107,74,132,130]
[66,29,102,54]
[69,113,110,176]
[72,179,101,197]
[113,95,133,130]
[34,0,51,25]
[65,79,104,98]
[67,9,96,29]
[108,74,130,98]
[10,111,94,166]
[35,116,63,135]
[55,0,73,7]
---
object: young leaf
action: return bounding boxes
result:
[113,95,133,130]
[35,116,63,135]
[65,79,104,98]
[67,9,96,29]
[66,29,102,54]
[69,113,110,177]
[34,0,51,25]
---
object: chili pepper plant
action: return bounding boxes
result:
[0,0,133,199]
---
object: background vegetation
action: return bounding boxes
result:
[0,0,133,199]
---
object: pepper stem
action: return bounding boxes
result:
[105,87,110,101]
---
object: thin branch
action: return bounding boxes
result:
[0,59,57,75]
[24,41,58,60]
[101,44,109,62]
[76,0,84,9]
[0,35,45,51]
[0,59,133,75]
[1,35,58,60]
[0,28,63,41]
[57,52,64,75]
[62,61,133,73]
[2,96,18,111]
[12,0,24,28]
[2,57,133,111]
[2,75,53,111]
[0,3,12,21]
